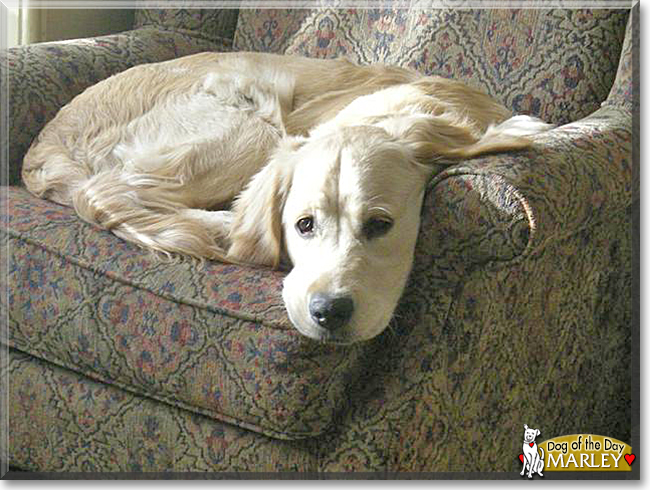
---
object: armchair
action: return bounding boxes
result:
[1,5,635,474]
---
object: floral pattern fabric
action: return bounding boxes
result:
[235,8,628,125]
[134,6,239,44]
[2,187,369,440]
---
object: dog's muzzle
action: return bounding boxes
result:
[308,293,355,331]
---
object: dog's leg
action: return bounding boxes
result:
[22,144,92,206]
[521,454,530,476]
[527,453,537,479]
[72,169,232,261]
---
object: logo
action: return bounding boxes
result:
[518,424,635,477]
[519,424,545,479]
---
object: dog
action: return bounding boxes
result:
[521,424,545,478]
[22,52,551,344]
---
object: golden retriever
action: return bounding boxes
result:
[22,51,550,344]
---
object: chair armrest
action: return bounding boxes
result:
[1,27,232,186]
[414,6,635,282]
[415,104,633,283]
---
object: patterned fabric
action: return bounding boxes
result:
[605,10,636,111]
[426,106,633,275]
[2,5,634,474]
[5,350,321,472]
[1,187,368,439]
[234,9,313,54]
[134,7,240,44]
[236,8,628,126]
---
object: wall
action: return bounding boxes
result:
[39,9,135,42]
[15,8,135,46]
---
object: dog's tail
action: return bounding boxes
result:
[72,169,231,261]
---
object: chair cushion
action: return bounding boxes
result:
[1,187,367,440]
[234,8,628,125]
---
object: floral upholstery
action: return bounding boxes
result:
[134,6,239,44]
[235,8,628,125]
[1,5,635,474]
[2,187,369,440]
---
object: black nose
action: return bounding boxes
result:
[309,293,354,331]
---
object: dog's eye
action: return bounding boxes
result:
[363,217,393,240]
[296,216,314,236]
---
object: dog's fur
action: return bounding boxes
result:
[23,52,551,343]
[521,424,545,478]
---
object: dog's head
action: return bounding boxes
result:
[281,126,432,343]
[523,424,541,444]
[229,126,431,344]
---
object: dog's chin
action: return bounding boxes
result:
[285,305,391,345]
[296,326,361,345]
[292,322,380,345]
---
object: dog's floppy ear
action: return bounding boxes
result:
[378,113,550,165]
[441,115,553,160]
[390,114,478,163]
[536,429,540,437]
[227,136,305,268]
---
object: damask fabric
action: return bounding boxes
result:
[1,187,369,440]
[5,350,322,472]
[426,106,633,280]
[234,8,628,125]
[133,8,240,44]
[605,7,636,111]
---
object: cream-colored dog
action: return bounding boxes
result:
[23,52,550,344]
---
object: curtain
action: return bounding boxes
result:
[3,2,48,47]
[8,5,134,46]
[18,6,48,45]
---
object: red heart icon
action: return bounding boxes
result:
[624,454,635,466]
[529,443,535,447]
[519,454,524,463]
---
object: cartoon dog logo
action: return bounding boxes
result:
[520,424,544,479]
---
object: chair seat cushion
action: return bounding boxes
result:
[1,186,366,440]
